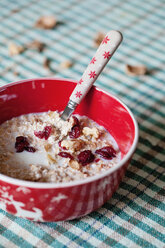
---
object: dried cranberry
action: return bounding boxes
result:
[15,142,25,153]
[72,116,80,126]
[16,136,29,146]
[16,136,29,145]
[78,150,95,166]
[15,136,36,153]
[34,126,52,140]
[44,126,52,140]
[95,146,116,160]
[69,116,81,139]
[34,131,45,139]
[58,140,67,150]
[95,158,100,163]
[69,125,80,139]
[25,146,36,153]
[58,152,73,160]
[15,136,29,152]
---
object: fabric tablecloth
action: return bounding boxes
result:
[0,0,165,247]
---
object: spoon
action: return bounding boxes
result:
[61,30,123,121]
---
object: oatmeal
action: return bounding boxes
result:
[0,111,121,183]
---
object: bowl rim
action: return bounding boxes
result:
[0,77,139,188]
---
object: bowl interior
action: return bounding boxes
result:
[0,78,136,159]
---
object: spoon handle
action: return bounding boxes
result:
[70,30,123,104]
[61,30,123,120]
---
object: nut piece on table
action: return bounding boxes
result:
[94,32,105,47]
[60,60,73,69]
[27,40,45,52]
[35,16,57,29]
[13,71,19,76]
[43,58,51,69]
[125,64,147,76]
[9,43,24,56]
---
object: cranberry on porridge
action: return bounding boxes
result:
[0,111,121,183]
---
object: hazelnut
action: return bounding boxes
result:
[60,60,73,69]
[125,64,147,76]
[94,32,105,47]
[9,43,24,56]
[35,16,57,29]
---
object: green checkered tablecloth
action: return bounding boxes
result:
[0,0,165,247]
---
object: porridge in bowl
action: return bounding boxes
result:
[0,111,121,183]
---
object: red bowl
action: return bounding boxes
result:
[0,78,138,222]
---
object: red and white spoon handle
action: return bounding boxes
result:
[61,30,123,120]
[70,30,123,104]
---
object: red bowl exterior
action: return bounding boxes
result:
[0,78,138,221]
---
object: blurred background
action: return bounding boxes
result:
[0,0,164,96]
[0,0,164,115]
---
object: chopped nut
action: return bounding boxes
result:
[13,71,19,76]
[35,16,57,29]
[82,127,99,139]
[68,116,75,127]
[43,58,51,69]
[94,32,105,47]
[34,117,43,124]
[44,144,52,152]
[27,40,45,52]
[48,111,54,117]
[125,64,147,76]
[47,154,56,164]
[9,43,24,56]
[61,140,72,150]
[60,60,73,69]
[69,160,81,170]
[85,140,97,149]
[11,8,20,13]
[61,139,85,152]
